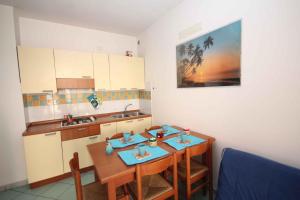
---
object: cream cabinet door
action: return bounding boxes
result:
[54,49,93,78]
[93,53,110,90]
[109,55,132,90]
[23,132,63,183]
[129,57,145,89]
[18,47,57,93]
[135,117,152,133]
[100,122,117,138]
[116,119,137,133]
[62,135,101,173]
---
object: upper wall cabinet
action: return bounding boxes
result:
[18,47,57,93]
[109,55,145,90]
[93,53,110,90]
[54,49,93,79]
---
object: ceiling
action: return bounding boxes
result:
[0,0,183,36]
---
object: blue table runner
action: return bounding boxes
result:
[118,146,169,165]
[163,135,206,150]
[109,133,148,148]
[148,125,181,137]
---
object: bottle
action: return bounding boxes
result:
[105,142,114,155]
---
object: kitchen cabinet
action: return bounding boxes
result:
[109,55,145,90]
[135,117,152,133]
[129,56,145,89]
[54,49,93,78]
[18,47,57,93]
[100,122,117,138]
[93,53,110,90]
[62,134,103,173]
[116,117,152,133]
[23,132,63,183]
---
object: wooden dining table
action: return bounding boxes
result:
[87,126,215,200]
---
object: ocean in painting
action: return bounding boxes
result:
[176,20,241,88]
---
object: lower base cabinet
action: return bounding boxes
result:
[116,117,152,133]
[62,135,104,173]
[23,132,64,183]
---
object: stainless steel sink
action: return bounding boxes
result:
[111,112,145,119]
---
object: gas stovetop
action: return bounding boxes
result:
[61,116,95,127]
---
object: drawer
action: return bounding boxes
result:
[61,125,100,141]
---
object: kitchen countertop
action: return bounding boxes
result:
[23,110,152,136]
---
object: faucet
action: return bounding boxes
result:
[123,103,133,115]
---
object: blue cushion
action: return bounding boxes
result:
[216,148,300,200]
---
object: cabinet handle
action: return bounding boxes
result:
[42,90,53,93]
[103,124,111,127]
[126,120,133,123]
[89,136,98,140]
[82,76,91,79]
[137,118,144,121]
[77,128,87,131]
[45,132,56,136]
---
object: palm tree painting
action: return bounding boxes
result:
[176,20,241,88]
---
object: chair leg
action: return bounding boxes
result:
[186,179,191,200]
[94,170,99,182]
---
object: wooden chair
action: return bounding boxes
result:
[178,142,209,200]
[128,153,178,200]
[145,125,162,132]
[109,131,134,140]
[69,152,129,200]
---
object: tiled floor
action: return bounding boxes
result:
[0,171,208,200]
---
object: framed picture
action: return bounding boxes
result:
[176,20,241,88]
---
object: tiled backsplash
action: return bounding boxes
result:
[23,89,151,122]
[23,89,151,107]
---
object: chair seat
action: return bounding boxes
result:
[178,159,208,178]
[128,174,172,200]
[83,182,124,200]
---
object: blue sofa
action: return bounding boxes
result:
[216,148,300,200]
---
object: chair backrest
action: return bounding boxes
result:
[136,153,178,200]
[69,152,83,200]
[110,131,134,140]
[145,125,162,132]
[187,141,208,158]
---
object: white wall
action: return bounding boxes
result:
[138,0,300,187]
[0,5,27,187]
[18,17,137,55]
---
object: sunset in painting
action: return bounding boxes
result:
[176,21,241,87]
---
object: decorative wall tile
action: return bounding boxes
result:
[22,89,151,107]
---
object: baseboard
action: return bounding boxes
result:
[30,166,94,189]
[0,179,28,192]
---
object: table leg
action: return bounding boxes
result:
[107,181,116,200]
[208,142,213,200]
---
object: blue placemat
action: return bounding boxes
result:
[163,135,206,150]
[118,146,169,165]
[148,125,181,137]
[109,134,148,148]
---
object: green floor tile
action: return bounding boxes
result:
[0,190,22,200]
[40,183,71,199]
[12,184,53,196]
[57,186,76,200]
[58,176,74,185]
[14,193,36,200]
[35,196,53,200]
[81,171,95,185]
